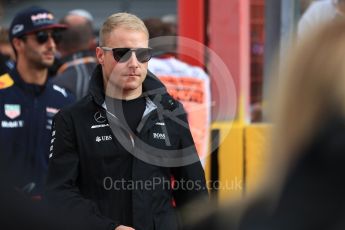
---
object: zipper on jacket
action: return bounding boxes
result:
[105,109,135,148]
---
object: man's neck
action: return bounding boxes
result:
[104,85,143,100]
[16,59,48,85]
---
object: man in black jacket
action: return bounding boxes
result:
[46,12,208,230]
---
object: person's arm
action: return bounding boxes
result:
[45,111,120,230]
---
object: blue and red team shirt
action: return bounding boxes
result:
[0,66,74,197]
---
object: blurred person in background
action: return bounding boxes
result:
[48,9,97,77]
[189,19,345,230]
[298,0,345,38]
[51,9,97,100]
[0,6,74,198]
[0,52,10,74]
[0,3,12,74]
[0,27,15,61]
[161,14,177,38]
[61,9,97,50]
[0,27,15,73]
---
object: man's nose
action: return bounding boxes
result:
[127,51,139,67]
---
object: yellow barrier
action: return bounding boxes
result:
[205,122,271,202]
[244,124,271,194]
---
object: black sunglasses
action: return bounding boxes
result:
[101,47,152,63]
[25,30,62,45]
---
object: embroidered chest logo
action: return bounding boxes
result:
[94,111,106,123]
[52,85,68,97]
[155,122,165,126]
[91,124,110,129]
[96,135,112,143]
[1,120,24,128]
[0,73,14,89]
[153,133,166,140]
[4,104,21,119]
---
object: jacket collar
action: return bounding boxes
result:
[89,64,177,111]
[88,65,106,106]
[10,66,46,96]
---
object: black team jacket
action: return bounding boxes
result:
[45,65,208,230]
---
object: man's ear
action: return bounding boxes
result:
[96,47,104,65]
[12,38,23,54]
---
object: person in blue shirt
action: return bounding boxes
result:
[0,6,74,198]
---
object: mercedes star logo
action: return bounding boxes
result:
[94,111,107,123]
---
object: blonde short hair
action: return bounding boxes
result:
[99,12,149,46]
